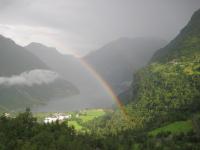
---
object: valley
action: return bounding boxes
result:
[0,2,199,149]
[2,108,108,132]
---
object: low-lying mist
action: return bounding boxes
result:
[0,69,59,87]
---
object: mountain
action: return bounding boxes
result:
[152,9,200,62]
[25,43,91,89]
[122,9,200,113]
[95,9,200,138]
[0,35,78,111]
[84,37,167,94]
[134,8,200,110]
[26,43,114,110]
[0,35,48,76]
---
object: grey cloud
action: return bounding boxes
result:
[0,0,16,8]
[0,69,59,87]
[0,0,30,9]
[0,0,200,55]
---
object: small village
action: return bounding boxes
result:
[44,113,72,123]
[2,109,106,131]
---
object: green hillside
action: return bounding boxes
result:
[152,9,200,62]
[130,9,200,125]
[149,120,193,136]
[80,9,200,149]
[120,9,200,114]
[96,9,200,136]
[68,109,106,131]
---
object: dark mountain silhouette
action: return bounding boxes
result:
[85,37,167,94]
[0,35,78,111]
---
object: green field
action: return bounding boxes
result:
[149,120,193,136]
[68,121,83,130]
[32,109,106,131]
[68,109,106,131]
[78,109,106,122]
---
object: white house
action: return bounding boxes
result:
[44,117,58,123]
[3,113,10,118]
[58,114,72,120]
[44,113,71,123]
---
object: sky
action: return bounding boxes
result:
[0,0,200,56]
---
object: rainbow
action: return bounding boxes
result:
[67,51,129,118]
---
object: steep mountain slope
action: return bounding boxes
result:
[0,35,78,111]
[152,9,200,62]
[133,9,200,112]
[95,9,200,136]
[84,37,167,94]
[119,9,200,123]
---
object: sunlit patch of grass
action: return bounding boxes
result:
[68,121,83,131]
[149,120,193,136]
[79,109,105,123]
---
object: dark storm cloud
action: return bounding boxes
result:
[0,0,199,55]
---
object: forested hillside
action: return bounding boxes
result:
[132,8,200,116]
[85,8,200,149]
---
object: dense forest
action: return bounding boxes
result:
[0,108,199,150]
[0,8,200,150]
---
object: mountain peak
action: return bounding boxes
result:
[0,35,50,76]
[27,42,44,47]
[181,9,200,36]
[85,37,167,94]
[27,42,57,51]
[189,8,200,25]
[151,9,200,62]
[0,35,16,46]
